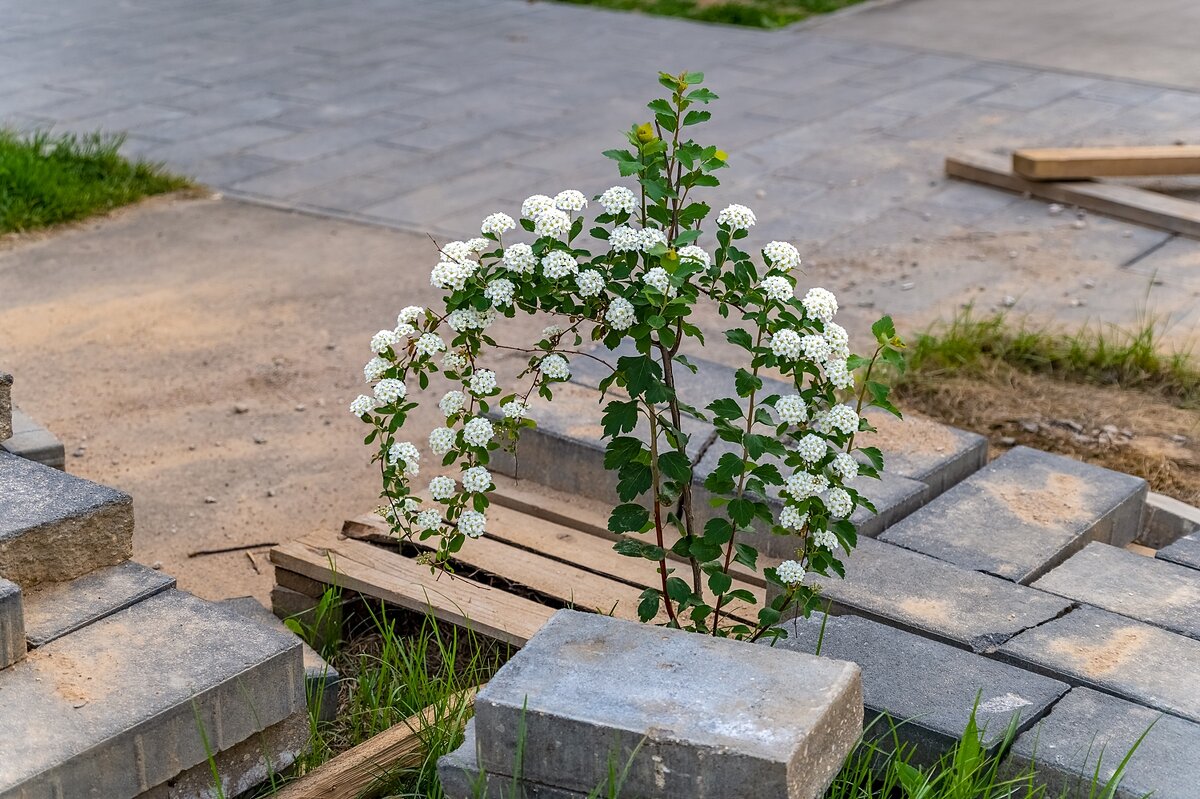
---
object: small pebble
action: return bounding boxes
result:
[1048,203,1063,216]
[1171,434,1189,445]
[151,561,163,570]
[1002,295,1017,308]
[1070,298,1086,307]
[900,282,915,291]
[1008,250,1019,259]
[204,496,217,504]
[266,488,276,498]
[755,188,766,199]
[71,448,85,458]
[1122,231,1133,238]
[1072,219,1087,229]
[234,403,250,414]
[294,404,306,412]
[1020,421,1040,434]
[325,343,337,350]
[1083,278,1096,289]
[253,436,267,445]
[188,444,197,451]
[999,436,1016,446]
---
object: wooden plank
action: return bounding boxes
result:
[273,688,476,799]
[269,531,553,646]
[947,151,1200,238]
[1013,145,1200,180]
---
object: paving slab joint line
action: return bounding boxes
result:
[1120,233,1177,269]
[978,602,1081,661]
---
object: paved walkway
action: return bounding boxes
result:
[3,0,1200,335]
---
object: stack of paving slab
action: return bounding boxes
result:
[0,370,311,799]
[493,347,1200,798]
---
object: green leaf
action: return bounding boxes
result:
[734,368,762,398]
[683,71,704,84]
[618,355,662,399]
[682,110,711,126]
[872,315,897,343]
[724,328,753,350]
[707,397,743,420]
[614,538,666,561]
[703,517,735,546]
[708,570,733,595]
[637,588,661,622]
[602,399,639,435]
[858,446,884,471]
[604,436,644,470]
[665,576,692,604]
[728,498,755,528]
[608,503,650,533]
[658,450,691,483]
[734,542,759,571]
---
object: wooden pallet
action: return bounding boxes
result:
[269,476,769,647]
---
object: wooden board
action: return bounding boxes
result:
[270,530,553,646]
[1013,145,1200,180]
[947,151,1200,238]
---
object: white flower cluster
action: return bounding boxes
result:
[364,356,389,382]
[459,510,486,538]
[575,269,605,298]
[717,203,756,230]
[540,354,570,381]
[388,441,420,475]
[605,297,635,330]
[779,505,808,530]
[484,278,515,307]
[762,241,800,271]
[770,329,803,360]
[462,417,494,447]
[642,267,674,297]
[431,259,475,292]
[802,287,838,323]
[439,390,466,417]
[430,426,456,455]
[374,378,407,404]
[678,245,710,269]
[786,470,829,500]
[481,212,515,236]
[415,332,445,357]
[503,243,536,274]
[598,185,637,215]
[775,394,807,425]
[462,465,492,493]
[555,189,587,212]
[534,209,571,239]
[502,399,528,419]
[447,308,494,332]
[760,274,793,303]
[777,559,805,587]
[350,394,376,416]
[542,250,578,280]
[429,475,455,500]
[468,369,497,396]
[610,225,667,253]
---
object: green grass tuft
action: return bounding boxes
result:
[903,305,1200,408]
[0,128,190,234]
[551,0,865,28]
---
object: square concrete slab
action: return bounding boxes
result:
[474,609,863,799]
[1,407,66,469]
[996,605,1200,724]
[880,446,1147,584]
[807,536,1074,653]
[0,578,23,670]
[1157,532,1200,571]
[1033,542,1200,641]
[21,560,175,647]
[772,614,1068,765]
[0,589,304,798]
[0,451,134,588]
[1003,687,1200,799]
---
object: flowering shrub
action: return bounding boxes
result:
[353,72,905,641]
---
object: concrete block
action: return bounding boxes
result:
[1157,532,1200,571]
[137,710,309,799]
[1003,687,1200,799]
[1,408,66,469]
[1138,492,1200,548]
[0,451,134,589]
[439,720,587,799]
[773,614,1068,764]
[0,372,11,442]
[996,605,1200,724]
[881,447,1147,584]
[0,578,23,670]
[474,609,862,799]
[1033,542,1200,641]
[691,438,931,558]
[0,589,304,798]
[490,381,712,508]
[21,560,175,648]
[806,537,1074,653]
[220,596,341,724]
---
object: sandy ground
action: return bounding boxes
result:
[1,194,1198,602]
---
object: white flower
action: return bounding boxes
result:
[447,309,477,332]
[812,527,839,550]
[832,453,859,481]
[542,324,563,338]
[458,509,486,538]
[462,465,492,493]
[825,359,854,390]
[824,322,849,353]
[770,329,802,360]
[534,208,571,238]
[609,225,642,253]
[762,241,801,271]
[802,287,839,323]
[796,433,827,463]
[541,250,578,279]
[429,475,456,500]
[777,559,805,587]
[775,394,808,425]
[462,417,494,447]
[350,394,376,416]
[388,441,420,475]
[370,329,399,354]
[539,354,570,381]
[429,427,456,456]
[396,306,424,325]
[554,189,587,212]
[481,212,516,236]
[502,243,536,274]
[416,508,441,531]
[466,237,489,253]
[642,266,672,296]
[575,269,605,298]
[415,332,446,357]
[502,400,528,419]
[786,470,830,499]
[717,203,756,230]
[811,410,834,435]
[469,369,497,396]
[825,487,853,518]
[430,259,474,291]
[677,245,710,269]
[374,378,407,404]
[779,505,809,531]
[441,241,474,262]
[800,334,832,363]
[439,390,466,417]
[364,357,390,382]
[393,322,416,339]
[760,275,794,303]
[605,297,636,330]
[521,194,555,219]
[638,228,667,251]
[827,404,860,435]
[442,352,467,373]
[598,186,637,215]
[484,278,515,307]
